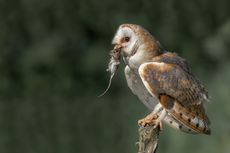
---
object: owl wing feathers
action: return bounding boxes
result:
[159,94,210,134]
[138,61,208,107]
[138,60,210,134]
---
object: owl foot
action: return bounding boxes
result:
[138,114,163,130]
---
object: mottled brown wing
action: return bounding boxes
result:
[159,94,210,134]
[138,62,211,134]
[138,62,208,107]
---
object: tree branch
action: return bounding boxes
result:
[137,125,160,153]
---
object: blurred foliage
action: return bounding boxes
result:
[0,0,230,153]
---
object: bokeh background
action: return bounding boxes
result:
[0,0,230,153]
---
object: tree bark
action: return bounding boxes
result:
[137,125,160,153]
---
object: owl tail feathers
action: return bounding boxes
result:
[205,128,211,135]
[170,101,211,135]
[159,95,211,135]
[163,115,211,135]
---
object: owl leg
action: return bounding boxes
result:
[138,103,167,130]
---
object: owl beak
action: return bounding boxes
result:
[114,44,122,51]
[114,44,129,58]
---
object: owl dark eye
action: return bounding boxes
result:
[124,37,130,42]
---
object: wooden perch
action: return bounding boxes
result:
[137,125,160,153]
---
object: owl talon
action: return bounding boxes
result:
[138,114,162,129]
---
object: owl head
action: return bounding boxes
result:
[112,24,162,60]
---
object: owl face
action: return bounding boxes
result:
[112,26,139,57]
[112,24,162,69]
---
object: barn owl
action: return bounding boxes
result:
[111,24,211,134]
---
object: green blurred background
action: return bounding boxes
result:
[0,0,230,153]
